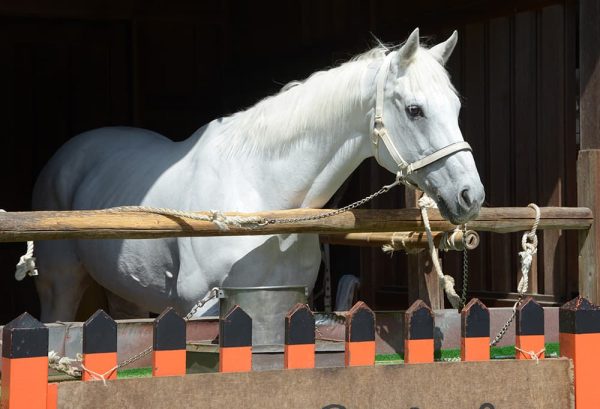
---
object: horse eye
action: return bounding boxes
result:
[406,105,424,119]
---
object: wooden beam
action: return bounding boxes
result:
[319,230,480,251]
[578,0,600,304]
[578,151,600,303]
[0,207,591,242]
[579,0,600,150]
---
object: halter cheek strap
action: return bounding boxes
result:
[371,52,472,186]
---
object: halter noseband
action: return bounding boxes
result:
[371,52,472,188]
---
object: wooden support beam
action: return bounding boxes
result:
[0,207,591,242]
[404,300,434,364]
[578,151,600,303]
[344,301,375,367]
[515,297,545,360]
[82,310,118,382]
[1,313,49,409]
[460,298,490,362]
[152,308,186,377]
[578,0,600,305]
[219,305,252,373]
[320,230,480,252]
[284,304,315,370]
[559,296,600,408]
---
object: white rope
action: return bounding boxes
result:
[490,203,541,346]
[1,209,38,281]
[15,240,38,281]
[418,194,461,309]
[48,351,82,377]
[517,203,541,296]
[514,346,545,363]
[103,206,267,231]
[80,363,118,386]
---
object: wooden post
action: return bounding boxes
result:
[578,151,600,303]
[406,189,443,309]
[284,303,315,369]
[152,308,186,377]
[219,305,252,373]
[1,313,49,409]
[344,301,376,367]
[515,297,545,360]
[559,296,600,408]
[403,300,434,363]
[82,309,117,382]
[578,0,600,304]
[460,298,490,361]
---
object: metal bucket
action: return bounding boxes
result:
[218,286,308,346]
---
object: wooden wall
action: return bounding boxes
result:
[0,0,576,322]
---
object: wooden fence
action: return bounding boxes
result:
[2,296,599,408]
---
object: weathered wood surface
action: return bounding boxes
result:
[55,359,573,409]
[578,1,600,305]
[578,150,600,304]
[0,207,591,242]
[320,230,479,251]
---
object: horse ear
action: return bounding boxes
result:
[396,28,420,66]
[429,30,458,66]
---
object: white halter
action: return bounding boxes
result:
[371,52,472,187]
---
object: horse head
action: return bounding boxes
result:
[372,28,485,224]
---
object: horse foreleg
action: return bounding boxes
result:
[105,290,149,319]
[35,242,91,323]
[36,265,91,323]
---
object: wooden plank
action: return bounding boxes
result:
[56,359,574,409]
[578,150,600,303]
[487,16,512,293]
[563,0,578,300]
[320,230,480,251]
[462,22,487,295]
[538,5,566,297]
[0,207,591,242]
[579,0,600,150]
[513,10,539,293]
[578,1,600,304]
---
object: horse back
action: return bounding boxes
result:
[33,126,178,211]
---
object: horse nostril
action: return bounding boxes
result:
[460,188,473,207]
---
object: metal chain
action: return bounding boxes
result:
[115,346,153,370]
[459,224,469,310]
[489,294,524,347]
[50,288,220,376]
[116,288,219,370]
[264,176,403,225]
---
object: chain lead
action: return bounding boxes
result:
[117,288,219,370]
[459,224,469,311]
[264,176,403,225]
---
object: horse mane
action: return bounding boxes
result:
[217,42,456,158]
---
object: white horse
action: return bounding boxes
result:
[32,29,484,321]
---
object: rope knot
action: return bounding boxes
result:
[15,241,38,281]
[514,347,545,363]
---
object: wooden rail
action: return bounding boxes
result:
[319,230,480,251]
[0,206,591,242]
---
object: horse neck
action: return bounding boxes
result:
[214,61,377,210]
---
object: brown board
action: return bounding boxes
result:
[56,359,573,409]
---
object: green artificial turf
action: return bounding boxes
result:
[101,343,565,377]
[117,367,153,379]
[375,342,559,364]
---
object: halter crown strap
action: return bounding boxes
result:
[371,52,472,183]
